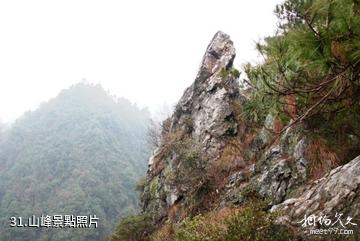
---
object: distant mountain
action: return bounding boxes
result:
[0,83,150,241]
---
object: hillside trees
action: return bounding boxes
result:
[244,0,360,129]
[0,83,151,241]
[242,0,360,164]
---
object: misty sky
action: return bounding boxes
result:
[0,0,283,123]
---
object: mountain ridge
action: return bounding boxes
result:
[0,83,150,241]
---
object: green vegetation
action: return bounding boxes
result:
[219,67,241,79]
[224,201,295,241]
[140,130,211,218]
[165,136,207,194]
[110,198,296,241]
[175,199,295,241]
[243,0,360,164]
[0,83,150,241]
[149,178,160,197]
[244,0,360,127]
[175,214,226,241]
[106,214,153,241]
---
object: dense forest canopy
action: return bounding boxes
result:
[0,83,151,241]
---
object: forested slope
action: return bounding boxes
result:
[0,83,150,241]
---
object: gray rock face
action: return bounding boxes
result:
[248,126,310,205]
[271,155,360,227]
[194,31,236,83]
[228,171,247,187]
[249,113,274,152]
[170,31,240,158]
[258,158,292,204]
[222,122,312,206]
[143,31,242,219]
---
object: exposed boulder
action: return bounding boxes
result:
[271,155,360,229]
[245,125,311,205]
[257,157,292,204]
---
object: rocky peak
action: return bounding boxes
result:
[143,31,241,220]
[140,30,360,239]
[170,31,240,158]
[195,31,236,83]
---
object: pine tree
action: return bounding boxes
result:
[244,0,360,130]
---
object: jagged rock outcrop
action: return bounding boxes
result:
[142,31,243,221]
[271,155,360,228]
[141,31,359,240]
[142,31,315,223]
[171,31,240,158]
[253,125,310,204]
[223,124,311,205]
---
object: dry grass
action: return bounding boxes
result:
[207,131,256,189]
[150,129,186,177]
[151,207,238,241]
[331,40,349,64]
[305,138,341,180]
[206,96,261,189]
[168,204,178,222]
[199,207,234,233]
[284,95,297,119]
[168,203,188,222]
[151,224,176,241]
[273,117,284,134]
